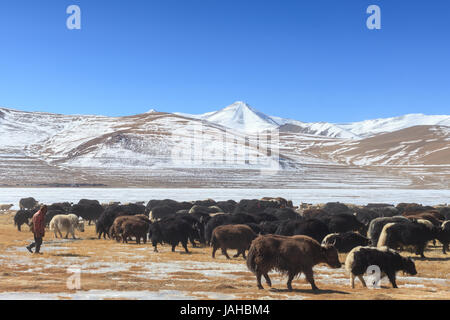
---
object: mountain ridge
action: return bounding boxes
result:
[174,101,450,139]
[0,104,449,188]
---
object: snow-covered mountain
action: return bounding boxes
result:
[1,103,449,188]
[178,101,450,139]
[176,101,277,132]
[200,101,280,132]
[177,102,357,138]
[339,113,450,138]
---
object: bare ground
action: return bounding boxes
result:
[0,211,448,300]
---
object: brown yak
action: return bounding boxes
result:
[109,215,150,243]
[211,224,257,259]
[246,234,341,292]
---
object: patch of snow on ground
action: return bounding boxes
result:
[0,290,195,300]
[193,291,237,300]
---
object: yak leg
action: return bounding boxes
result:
[387,272,398,288]
[54,226,62,238]
[286,271,296,291]
[189,236,196,248]
[357,275,367,287]
[304,268,319,292]
[417,244,426,258]
[221,248,231,259]
[350,274,355,288]
[182,240,189,253]
[256,271,264,290]
[233,249,246,259]
[172,244,177,252]
[212,245,218,258]
[263,273,272,287]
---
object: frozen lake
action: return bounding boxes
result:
[1,188,449,208]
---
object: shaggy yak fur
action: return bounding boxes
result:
[377,221,436,258]
[148,217,193,253]
[345,246,417,288]
[246,234,341,292]
[121,218,151,244]
[211,224,257,259]
[14,209,35,231]
[437,221,450,254]
[109,215,150,243]
[367,216,410,246]
[275,218,330,243]
[321,231,370,253]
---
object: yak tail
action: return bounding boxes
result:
[377,223,395,248]
[109,225,115,239]
[207,229,216,246]
[246,245,257,274]
[210,233,217,248]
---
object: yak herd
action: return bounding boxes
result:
[10,197,450,292]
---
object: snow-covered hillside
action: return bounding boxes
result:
[339,114,450,138]
[1,103,449,188]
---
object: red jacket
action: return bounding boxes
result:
[32,210,46,238]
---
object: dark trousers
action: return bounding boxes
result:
[29,235,43,253]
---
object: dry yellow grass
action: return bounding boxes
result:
[0,211,448,300]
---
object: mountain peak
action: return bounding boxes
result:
[221,101,256,114]
[203,101,279,132]
[224,101,249,109]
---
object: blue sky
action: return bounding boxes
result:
[0,0,449,122]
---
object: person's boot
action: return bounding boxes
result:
[26,245,33,253]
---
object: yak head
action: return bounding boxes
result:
[358,222,369,237]
[193,221,206,245]
[77,217,85,232]
[402,257,417,276]
[321,242,342,269]
[148,223,163,241]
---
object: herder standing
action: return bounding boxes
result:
[26,205,47,254]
